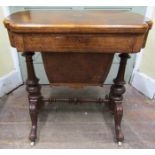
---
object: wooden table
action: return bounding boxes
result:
[4,10,152,145]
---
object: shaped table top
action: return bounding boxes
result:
[4,10,152,33]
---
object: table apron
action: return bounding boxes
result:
[8,32,145,53]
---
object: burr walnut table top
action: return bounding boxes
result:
[4,10,152,33]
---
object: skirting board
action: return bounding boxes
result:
[0,70,23,97]
[131,71,155,99]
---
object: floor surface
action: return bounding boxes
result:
[0,85,155,149]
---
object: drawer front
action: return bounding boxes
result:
[21,33,144,53]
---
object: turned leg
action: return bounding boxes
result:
[22,52,42,143]
[108,53,130,143]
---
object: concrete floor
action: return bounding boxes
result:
[0,84,155,149]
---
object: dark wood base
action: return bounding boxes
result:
[42,97,109,104]
[22,52,130,143]
[108,53,130,142]
[22,52,43,142]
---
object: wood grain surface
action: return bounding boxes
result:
[4,10,152,33]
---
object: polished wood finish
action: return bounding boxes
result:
[4,10,152,144]
[22,52,42,142]
[108,53,130,142]
[6,33,145,53]
[4,10,152,53]
[42,53,114,86]
[4,10,152,33]
[42,97,109,105]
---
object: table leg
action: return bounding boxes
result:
[22,52,42,143]
[108,53,130,143]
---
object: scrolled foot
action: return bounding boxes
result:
[115,127,124,143]
[114,101,124,143]
[29,125,37,143]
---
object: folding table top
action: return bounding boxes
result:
[4,10,152,34]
